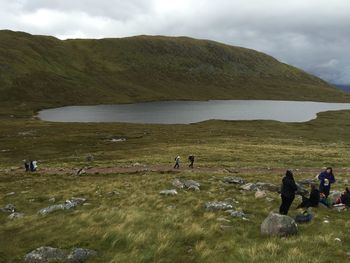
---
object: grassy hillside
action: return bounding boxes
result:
[0,30,349,115]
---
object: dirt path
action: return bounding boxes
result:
[4,165,350,176]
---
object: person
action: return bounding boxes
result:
[30,160,38,172]
[188,155,195,168]
[339,187,350,207]
[297,184,320,208]
[174,156,180,169]
[279,170,297,215]
[24,160,30,172]
[318,167,335,198]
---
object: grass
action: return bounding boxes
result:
[1,109,350,262]
[1,29,350,115]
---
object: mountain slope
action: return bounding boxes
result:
[0,30,349,111]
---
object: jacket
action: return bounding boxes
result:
[281,173,298,198]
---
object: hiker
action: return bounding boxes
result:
[338,187,350,207]
[174,156,180,169]
[24,160,30,172]
[30,160,38,172]
[279,170,297,215]
[297,184,320,208]
[318,167,335,198]
[188,155,195,168]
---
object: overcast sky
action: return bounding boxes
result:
[1,0,349,85]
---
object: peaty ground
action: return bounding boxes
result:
[1,110,350,262]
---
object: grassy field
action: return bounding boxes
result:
[1,108,350,262]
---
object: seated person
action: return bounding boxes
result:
[297,184,320,208]
[338,187,350,207]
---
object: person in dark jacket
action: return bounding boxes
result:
[318,167,335,198]
[297,184,320,208]
[279,170,298,215]
[188,155,195,168]
[340,187,350,207]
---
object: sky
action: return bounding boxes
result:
[0,0,349,85]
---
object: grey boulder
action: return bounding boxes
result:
[205,201,233,211]
[0,204,16,213]
[38,198,86,215]
[159,189,178,196]
[261,213,298,237]
[223,176,245,185]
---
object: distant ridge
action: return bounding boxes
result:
[0,30,349,111]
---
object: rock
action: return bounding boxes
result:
[256,182,279,193]
[298,178,317,186]
[266,197,274,202]
[295,183,309,196]
[76,168,86,176]
[344,179,349,184]
[334,238,341,242]
[25,247,68,263]
[5,192,16,196]
[85,154,94,162]
[240,183,258,191]
[24,247,96,263]
[261,213,298,237]
[66,248,97,263]
[323,220,330,223]
[171,179,200,191]
[171,179,184,189]
[329,191,342,204]
[0,204,16,213]
[8,212,24,220]
[224,168,239,174]
[48,197,56,203]
[217,217,231,223]
[255,190,267,199]
[205,201,233,211]
[110,138,126,142]
[106,190,120,197]
[220,225,234,231]
[223,176,245,185]
[230,211,247,218]
[38,197,86,215]
[159,189,178,196]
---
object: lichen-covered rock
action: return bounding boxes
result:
[0,204,16,213]
[261,213,298,237]
[38,197,86,215]
[159,189,178,196]
[205,201,233,211]
[230,210,247,218]
[223,176,245,185]
[255,190,267,199]
[24,247,96,263]
[183,180,200,189]
[8,212,24,220]
[240,183,258,191]
[171,179,185,189]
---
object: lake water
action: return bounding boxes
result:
[37,100,350,124]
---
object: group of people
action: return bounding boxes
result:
[174,155,195,169]
[279,167,350,215]
[24,160,38,172]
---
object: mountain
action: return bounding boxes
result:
[0,30,349,112]
[334,84,350,92]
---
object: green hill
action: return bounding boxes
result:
[0,30,349,112]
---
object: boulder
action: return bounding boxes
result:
[24,247,96,263]
[240,183,258,191]
[171,179,184,189]
[255,190,267,199]
[230,210,247,219]
[0,204,16,213]
[223,176,245,185]
[295,183,309,196]
[171,179,200,191]
[8,212,24,220]
[159,189,178,196]
[261,213,298,237]
[38,198,86,215]
[205,201,233,211]
[256,182,279,193]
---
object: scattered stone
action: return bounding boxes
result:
[240,183,258,191]
[110,138,126,142]
[266,197,274,202]
[261,212,298,237]
[334,238,341,242]
[8,212,24,220]
[217,217,231,223]
[159,189,178,196]
[323,220,330,223]
[0,204,16,213]
[230,211,247,219]
[24,246,96,263]
[171,179,184,188]
[48,197,56,203]
[38,198,86,215]
[205,201,233,211]
[106,190,120,197]
[223,176,245,185]
[171,179,200,191]
[256,182,279,193]
[5,192,16,196]
[255,190,267,199]
[224,168,239,174]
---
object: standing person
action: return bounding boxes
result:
[174,156,180,169]
[318,167,335,198]
[297,184,320,208]
[188,155,195,168]
[279,170,298,215]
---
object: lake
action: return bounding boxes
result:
[37,100,350,124]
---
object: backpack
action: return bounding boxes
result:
[295,211,313,223]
